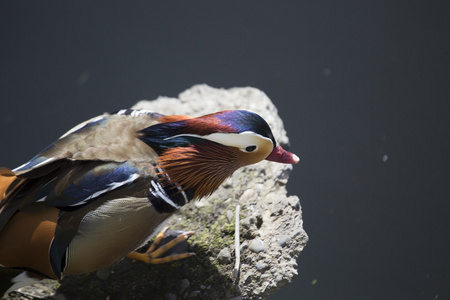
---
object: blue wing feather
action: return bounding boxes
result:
[33,162,141,209]
[13,148,57,174]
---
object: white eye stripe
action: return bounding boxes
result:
[165,131,273,150]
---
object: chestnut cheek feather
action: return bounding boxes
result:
[156,144,240,199]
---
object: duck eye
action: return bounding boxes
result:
[245,145,257,152]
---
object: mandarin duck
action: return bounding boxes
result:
[0,109,299,294]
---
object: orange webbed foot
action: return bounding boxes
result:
[126,227,195,264]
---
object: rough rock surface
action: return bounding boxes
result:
[8,85,308,300]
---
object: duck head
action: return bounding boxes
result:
[139,110,299,199]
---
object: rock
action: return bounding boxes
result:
[218,248,232,264]
[165,293,177,300]
[239,189,257,202]
[240,216,253,228]
[96,268,111,280]
[14,279,60,299]
[249,239,266,253]
[226,210,234,223]
[180,278,190,295]
[256,261,267,271]
[188,290,201,298]
[278,235,290,247]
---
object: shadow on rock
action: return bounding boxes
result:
[56,243,234,300]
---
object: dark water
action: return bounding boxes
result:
[1,2,449,299]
